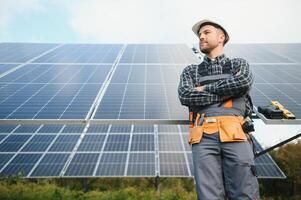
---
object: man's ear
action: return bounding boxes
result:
[219,33,225,44]
[217,29,225,45]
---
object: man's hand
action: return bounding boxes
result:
[195,86,205,92]
[235,71,241,76]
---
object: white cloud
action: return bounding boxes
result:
[0,0,43,28]
[66,0,301,43]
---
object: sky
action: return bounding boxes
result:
[1,0,301,44]
[0,0,300,147]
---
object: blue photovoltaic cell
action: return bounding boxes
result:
[0,83,102,119]
[127,153,155,176]
[65,153,99,176]
[158,125,179,133]
[49,135,80,152]
[94,64,187,119]
[0,64,18,75]
[13,125,41,133]
[0,64,112,84]
[0,64,111,119]
[21,135,56,152]
[258,44,301,63]
[104,135,130,151]
[1,153,42,176]
[95,153,127,176]
[61,125,85,133]
[0,134,7,142]
[77,135,106,151]
[120,44,199,63]
[131,134,154,151]
[110,125,132,133]
[38,125,64,133]
[159,153,188,176]
[31,153,70,177]
[0,153,14,170]
[0,135,31,152]
[33,44,123,63]
[224,44,294,63]
[0,125,18,133]
[87,124,110,133]
[133,125,154,133]
[158,134,183,151]
[0,43,57,62]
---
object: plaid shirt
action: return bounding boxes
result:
[178,54,254,109]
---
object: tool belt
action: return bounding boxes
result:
[189,115,247,144]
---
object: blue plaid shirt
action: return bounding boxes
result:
[178,54,253,109]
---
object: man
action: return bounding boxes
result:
[178,19,260,200]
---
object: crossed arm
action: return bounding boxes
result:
[178,59,253,107]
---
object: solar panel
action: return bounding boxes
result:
[0,43,289,179]
[21,135,56,152]
[65,153,99,176]
[1,153,42,176]
[258,44,301,63]
[0,64,112,119]
[33,44,123,63]
[94,64,187,119]
[0,43,58,63]
[127,153,155,176]
[0,64,19,74]
[31,153,70,177]
[224,44,294,63]
[0,124,285,178]
[120,44,200,63]
[77,135,106,151]
[0,135,31,152]
[95,153,127,176]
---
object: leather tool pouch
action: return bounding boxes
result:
[218,117,247,142]
[189,126,204,145]
[188,113,204,145]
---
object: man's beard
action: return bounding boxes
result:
[199,42,218,54]
[200,47,211,54]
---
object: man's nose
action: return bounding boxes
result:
[199,33,205,40]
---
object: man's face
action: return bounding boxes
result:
[198,25,225,54]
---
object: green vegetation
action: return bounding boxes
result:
[0,177,197,200]
[0,140,300,200]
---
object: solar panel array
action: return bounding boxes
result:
[0,124,285,178]
[0,42,291,179]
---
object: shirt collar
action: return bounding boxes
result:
[204,54,226,64]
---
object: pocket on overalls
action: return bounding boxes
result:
[189,126,204,145]
[219,121,247,142]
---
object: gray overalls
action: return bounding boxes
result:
[192,97,260,200]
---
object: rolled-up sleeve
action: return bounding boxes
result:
[178,65,221,106]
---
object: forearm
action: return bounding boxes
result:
[178,85,222,106]
[204,60,253,96]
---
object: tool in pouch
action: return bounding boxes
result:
[188,113,205,144]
